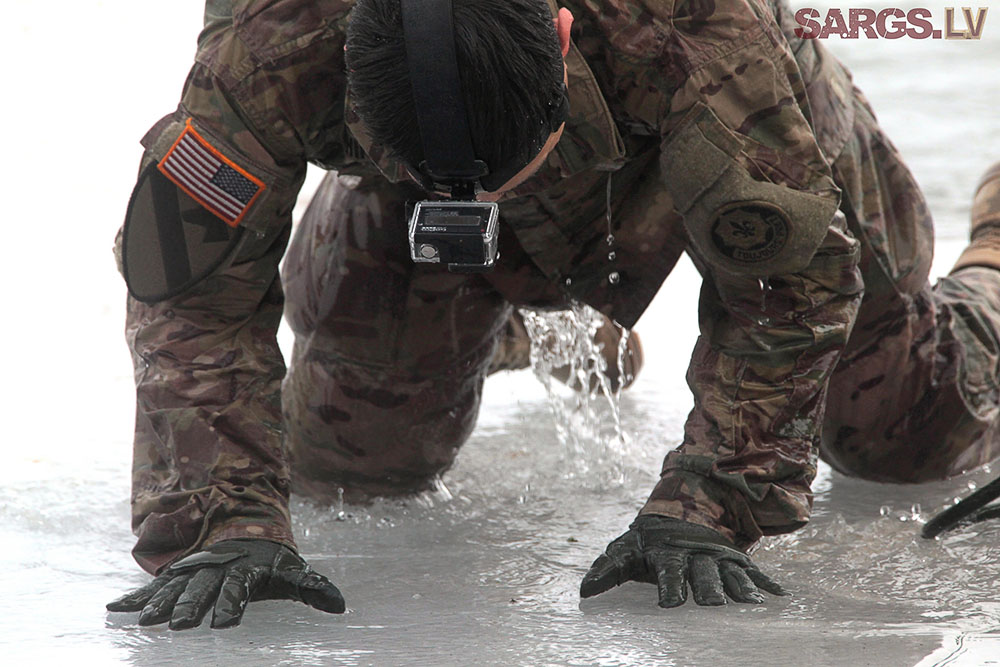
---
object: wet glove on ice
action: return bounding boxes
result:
[106,538,345,629]
[581,515,787,607]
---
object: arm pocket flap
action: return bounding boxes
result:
[661,103,744,214]
[661,103,841,277]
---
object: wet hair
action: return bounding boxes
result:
[345,0,565,181]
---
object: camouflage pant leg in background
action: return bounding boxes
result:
[281,173,568,502]
[824,268,1000,482]
[822,91,1000,481]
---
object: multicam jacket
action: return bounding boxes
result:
[123,0,865,571]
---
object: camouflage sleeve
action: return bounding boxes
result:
[639,0,864,549]
[123,1,356,574]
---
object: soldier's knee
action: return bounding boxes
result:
[282,353,483,502]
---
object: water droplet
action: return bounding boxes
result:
[910,503,921,518]
[880,505,891,517]
[334,487,345,519]
[608,251,616,261]
[758,277,771,310]
[606,234,615,246]
[565,277,572,286]
[968,481,978,491]
[608,271,620,285]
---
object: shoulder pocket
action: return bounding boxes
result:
[121,113,295,302]
[662,102,841,277]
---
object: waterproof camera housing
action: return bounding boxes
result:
[399,0,563,274]
[408,200,499,272]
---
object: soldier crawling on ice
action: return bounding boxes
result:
[107,0,1000,629]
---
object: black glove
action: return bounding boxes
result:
[580,515,787,607]
[106,539,345,630]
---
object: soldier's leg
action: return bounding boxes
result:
[282,170,648,501]
[281,174,514,502]
[821,93,1000,482]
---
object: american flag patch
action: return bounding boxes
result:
[157,119,266,227]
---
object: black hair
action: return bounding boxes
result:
[345,0,565,184]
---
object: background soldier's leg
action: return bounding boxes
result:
[282,174,511,502]
[822,94,1000,482]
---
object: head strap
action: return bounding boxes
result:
[401,0,488,194]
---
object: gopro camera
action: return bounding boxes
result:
[408,200,499,272]
[399,0,563,274]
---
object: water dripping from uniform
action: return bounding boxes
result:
[759,277,772,311]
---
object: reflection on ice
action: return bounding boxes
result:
[915,631,1000,667]
[10,261,1000,663]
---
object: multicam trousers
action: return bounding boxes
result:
[821,95,1000,483]
[280,175,572,502]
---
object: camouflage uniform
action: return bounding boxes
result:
[118,0,1000,574]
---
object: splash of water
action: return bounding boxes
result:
[519,303,631,487]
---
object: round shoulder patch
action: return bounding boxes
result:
[710,202,790,265]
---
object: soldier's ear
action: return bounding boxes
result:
[555,7,573,57]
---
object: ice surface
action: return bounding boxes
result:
[4,1,1000,665]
